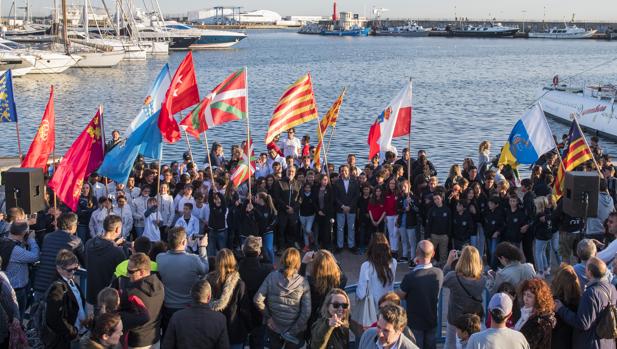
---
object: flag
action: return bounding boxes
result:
[265,73,319,144]
[367,81,413,159]
[230,139,255,187]
[553,118,594,198]
[180,68,247,138]
[0,70,17,123]
[22,86,55,169]
[314,88,346,167]
[124,64,171,138]
[498,103,556,166]
[158,52,200,143]
[99,111,162,184]
[48,109,105,212]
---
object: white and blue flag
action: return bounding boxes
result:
[506,103,556,164]
[124,64,171,138]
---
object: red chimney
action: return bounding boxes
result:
[332,0,337,21]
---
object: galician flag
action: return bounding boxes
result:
[367,81,412,159]
[230,139,255,187]
[180,68,247,138]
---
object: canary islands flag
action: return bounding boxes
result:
[0,70,17,123]
[499,103,555,166]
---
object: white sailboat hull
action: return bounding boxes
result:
[122,43,147,60]
[28,52,81,74]
[141,41,169,54]
[73,50,124,68]
[0,52,35,76]
[537,88,617,139]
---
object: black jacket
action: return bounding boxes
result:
[84,236,126,304]
[206,272,250,344]
[34,230,85,293]
[314,185,335,218]
[504,207,529,243]
[124,274,165,347]
[426,205,451,236]
[238,256,274,329]
[272,178,301,213]
[451,210,474,242]
[161,304,230,349]
[483,208,506,239]
[333,178,360,212]
[208,191,228,230]
[533,208,553,241]
[398,195,421,228]
[44,277,86,349]
[299,191,317,216]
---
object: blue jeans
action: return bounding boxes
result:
[263,232,274,264]
[336,212,356,248]
[412,327,437,349]
[535,239,550,273]
[135,226,144,238]
[489,237,499,268]
[77,224,89,243]
[400,227,417,259]
[471,223,485,258]
[208,228,227,256]
[299,215,315,247]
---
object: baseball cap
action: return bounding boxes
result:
[488,293,513,315]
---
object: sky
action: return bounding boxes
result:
[16,0,617,21]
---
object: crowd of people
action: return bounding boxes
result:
[1,128,617,349]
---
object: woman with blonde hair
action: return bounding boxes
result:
[550,264,581,349]
[206,248,248,349]
[532,196,553,277]
[442,245,487,349]
[301,250,348,331]
[254,248,311,348]
[445,164,464,189]
[310,288,351,349]
[478,141,491,177]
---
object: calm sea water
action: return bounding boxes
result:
[4,29,617,176]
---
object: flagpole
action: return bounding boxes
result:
[156,142,163,224]
[15,121,22,161]
[203,131,217,192]
[407,79,413,184]
[245,66,252,204]
[182,127,194,163]
[51,85,57,225]
[572,113,604,178]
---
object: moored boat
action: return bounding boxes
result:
[374,21,429,37]
[528,24,596,39]
[449,22,519,37]
[320,26,369,36]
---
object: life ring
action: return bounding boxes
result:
[553,75,559,86]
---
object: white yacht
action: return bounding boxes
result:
[0,48,36,76]
[537,78,617,139]
[0,39,80,74]
[375,21,429,37]
[529,24,596,39]
[450,22,519,37]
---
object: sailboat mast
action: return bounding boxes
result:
[83,0,89,39]
[61,0,69,54]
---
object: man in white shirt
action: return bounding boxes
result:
[175,203,201,251]
[278,128,301,160]
[113,195,134,239]
[89,173,107,200]
[255,153,271,179]
[267,148,286,173]
[466,293,529,349]
[89,197,115,238]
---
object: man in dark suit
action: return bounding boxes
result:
[43,249,87,349]
[162,279,229,349]
[272,166,301,251]
[333,164,360,253]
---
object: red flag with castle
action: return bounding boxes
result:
[48,109,105,211]
[22,86,55,169]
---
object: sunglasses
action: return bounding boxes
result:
[63,266,79,273]
[330,302,349,309]
[127,268,141,275]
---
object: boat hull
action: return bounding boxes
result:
[537,88,617,139]
[73,50,124,68]
[0,53,35,76]
[320,28,370,36]
[29,53,80,74]
[189,34,246,49]
[450,29,518,37]
[528,30,597,39]
[374,30,429,37]
[168,36,200,50]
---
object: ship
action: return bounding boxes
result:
[449,22,519,37]
[537,77,617,139]
[320,26,369,36]
[374,21,429,37]
[528,24,596,39]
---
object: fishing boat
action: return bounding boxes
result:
[374,21,429,37]
[529,24,596,39]
[320,26,370,36]
[537,77,617,139]
[449,22,519,37]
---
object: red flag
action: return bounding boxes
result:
[22,86,55,169]
[367,120,381,160]
[48,109,105,212]
[158,52,200,143]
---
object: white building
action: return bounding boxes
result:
[187,8,282,25]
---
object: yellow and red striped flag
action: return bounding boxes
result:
[553,118,594,199]
[314,88,346,167]
[265,73,319,144]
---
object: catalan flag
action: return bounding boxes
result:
[553,118,594,198]
[314,88,346,167]
[265,73,319,144]
[230,139,255,187]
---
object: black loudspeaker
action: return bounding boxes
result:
[563,171,599,218]
[2,168,46,214]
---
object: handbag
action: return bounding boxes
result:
[351,270,378,328]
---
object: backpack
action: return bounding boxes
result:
[27,281,68,346]
[595,285,617,339]
[0,238,17,270]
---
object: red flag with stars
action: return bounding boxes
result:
[48,108,105,211]
[158,52,200,143]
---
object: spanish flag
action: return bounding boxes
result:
[553,118,594,199]
[314,88,346,167]
[265,73,318,144]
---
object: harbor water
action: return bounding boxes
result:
[4,29,617,175]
